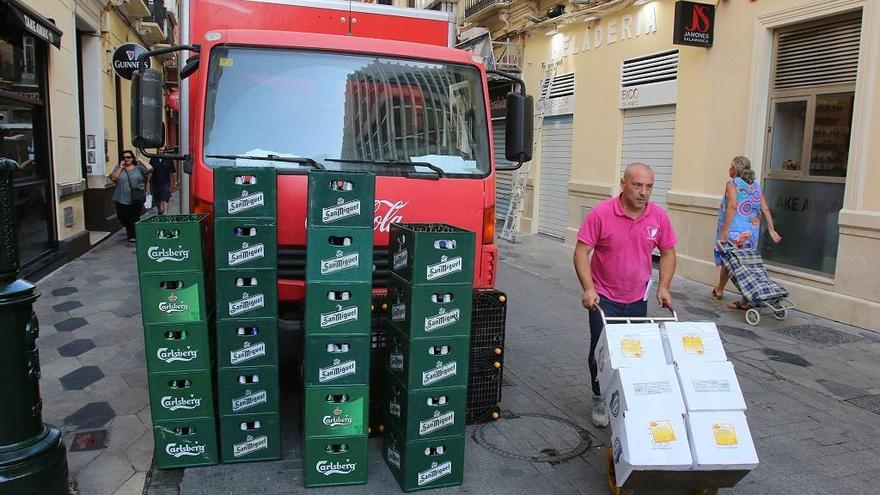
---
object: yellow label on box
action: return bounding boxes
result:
[649,420,676,444]
[712,423,739,446]
[682,335,705,355]
[620,339,643,358]
[219,57,234,67]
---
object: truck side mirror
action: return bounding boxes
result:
[501,93,533,169]
[131,68,165,149]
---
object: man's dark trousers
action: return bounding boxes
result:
[587,296,648,396]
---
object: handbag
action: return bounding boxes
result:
[125,169,147,204]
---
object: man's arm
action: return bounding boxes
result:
[574,241,600,310]
[656,246,676,308]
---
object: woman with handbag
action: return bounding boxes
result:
[109,150,153,242]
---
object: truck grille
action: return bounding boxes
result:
[278,247,390,287]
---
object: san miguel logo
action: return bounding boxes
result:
[393,249,408,270]
[233,435,268,458]
[418,461,453,486]
[389,398,402,418]
[229,292,264,316]
[674,1,715,47]
[425,308,460,333]
[321,251,359,275]
[323,198,361,223]
[322,407,353,428]
[391,303,406,322]
[386,447,401,469]
[157,347,199,364]
[228,190,264,215]
[230,341,266,365]
[232,390,267,412]
[426,256,463,281]
[389,353,404,371]
[320,305,358,328]
[419,411,455,436]
[165,442,206,458]
[316,460,358,476]
[229,242,265,266]
[158,294,188,314]
[148,246,190,263]
[374,200,408,232]
[422,361,457,386]
[160,394,202,411]
[319,359,357,383]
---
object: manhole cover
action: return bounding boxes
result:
[847,395,880,415]
[774,324,863,347]
[473,412,592,463]
[69,430,107,452]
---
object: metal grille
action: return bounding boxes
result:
[773,324,863,347]
[539,72,575,99]
[621,50,679,88]
[278,247,390,287]
[467,290,506,424]
[773,13,862,90]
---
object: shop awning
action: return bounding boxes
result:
[2,0,63,48]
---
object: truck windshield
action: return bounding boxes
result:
[203,47,491,177]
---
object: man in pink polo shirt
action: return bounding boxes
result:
[573,163,677,427]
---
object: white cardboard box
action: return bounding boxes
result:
[610,408,693,486]
[663,322,728,365]
[676,361,747,412]
[607,366,686,423]
[685,410,759,471]
[595,323,667,393]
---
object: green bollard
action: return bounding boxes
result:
[0,158,69,494]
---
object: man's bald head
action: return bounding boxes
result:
[623,162,654,181]
[620,162,655,214]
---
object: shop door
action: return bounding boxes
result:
[538,115,573,240]
[492,119,515,219]
[620,105,677,210]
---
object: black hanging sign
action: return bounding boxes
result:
[673,1,715,48]
[3,0,63,48]
[112,43,152,80]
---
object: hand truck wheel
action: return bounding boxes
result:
[773,309,788,320]
[745,308,761,326]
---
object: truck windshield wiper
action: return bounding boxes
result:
[205,154,323,169]
[324,158,445,178]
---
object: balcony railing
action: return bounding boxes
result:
[464,0,511,21]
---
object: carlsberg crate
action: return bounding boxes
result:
[304,334,370,386]
[136,214,209,274]
[213,167,277,220]
[305,227,374,282]
[384,374,466,440]
[304,282,372,336]
[385,325,470,390]
[384,423,465,492]
[216,365,280,416]
[388,223,475,286]
[140,272,209,325]
[304,435,368,487]
[148,370,216,421]
[153,418,219,469]
[215,269,278,320]
[307,170,375,228]
[219,412,281,463]
[303,385,369,437]
[386,275,472,339]
[216,318,278,369]
[144,321,213,373]
[214,219,277,270]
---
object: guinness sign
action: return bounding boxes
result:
[112,43,152,80]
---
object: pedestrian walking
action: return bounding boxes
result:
[109,150,152,242]
[573,162,678,427]
[150,146,178,215]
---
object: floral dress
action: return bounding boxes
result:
[714,177,762,266]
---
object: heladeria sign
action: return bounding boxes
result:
[673,1,715,48]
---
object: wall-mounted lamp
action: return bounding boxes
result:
[525,14,544,24]
[584,14,601,23]
[545,25,560,36]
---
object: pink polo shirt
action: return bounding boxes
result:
[577,195,677,303]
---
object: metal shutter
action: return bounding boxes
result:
[620,105,676,210]
[773,12,861,90]
[538,115,573,239]
[492,120,515,218]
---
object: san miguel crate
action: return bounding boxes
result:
[388,223,475,286]
[148,370,216,421]
[215,269,278,320]
[213,167,277,220]
[384,375,466,440]
[140,273,209,324]
[153,418,219,469]
[216,366,280,416]
[136,214,209,274]
[304,282,372,335]
[305,227,374,282]
[214,219,277,270]
[304,334,370,386]
[385,325,470,390]
[219,412,281,463]
[144,321,213,373]
[384,424,465,492]
[386,275,472,339]
[303,385,369,437]
[304,435,368,487]
[216,318,278,369]
[307,170,375,228]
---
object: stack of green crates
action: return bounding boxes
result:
[136,214,218,469]
[382,223,475,491]
[303,170,375,488]
[213,167,281,463]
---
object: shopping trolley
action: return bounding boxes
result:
[718,243,796,326]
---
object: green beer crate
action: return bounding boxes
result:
[304,435,368,487]
[388,223,475,286]
[387,275,472,339]
[214,219,277,270]
[217,365,280,416]
[213,167,277,220]
[216,318,278,369]
[383,374,466,440]
[140,272,209,325]
[385,325,470,390]
[144,321,213,373]
[215,269,278,320]
[304,334,370,386]
[305,227,374,282]
[303,385,369,437]
[307,170,375,228]
[304,281,372,336]
[148,370,216,421]
[219,412,281,463]
[384,423,465,491]
[153,418,219,469]
[136,214,209,274]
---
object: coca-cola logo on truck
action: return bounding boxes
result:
[374,200,407,232]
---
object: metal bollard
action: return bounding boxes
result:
[0,158,69,494]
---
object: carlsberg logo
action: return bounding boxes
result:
[424,308,460,333]
[165,443,206,458]
[419,411,455,436]
[158,300,189,314]
[422,361,457,386]
[418,461,452,486]
[228,243,265,266]
[232,390,267,412]
[229,293,264,316]
[228,191,264,215]
[157,347,198,363]
[233,435,268,457]
[160,395,202,411]
[321,252,359,275]
[319,360,356,383]
[322,199,361,223]
[320,306,358,328]
[316,460,357,476]
[230,342,266,365]
[147,246,190,263]
[322,415,353,428]
[426,256,462,281]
